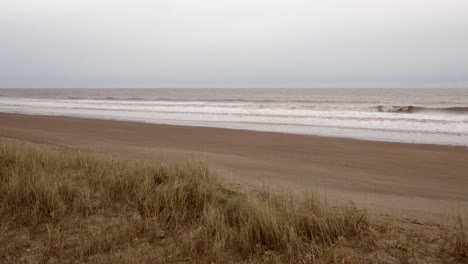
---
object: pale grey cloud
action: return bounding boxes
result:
[1,0,468,88]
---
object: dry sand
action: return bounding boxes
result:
[1,113,467,223]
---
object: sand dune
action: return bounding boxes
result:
[1,113,467,222]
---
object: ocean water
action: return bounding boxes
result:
[1,88,467,146]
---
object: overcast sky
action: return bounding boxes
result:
[1,0,468,88]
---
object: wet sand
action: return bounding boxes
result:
[1,113,467,222]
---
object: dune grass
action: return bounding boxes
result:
[0,138,466,263]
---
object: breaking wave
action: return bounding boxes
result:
[375,106,468,115]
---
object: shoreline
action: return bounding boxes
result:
[0,110,466,148]
[1,112,468,222]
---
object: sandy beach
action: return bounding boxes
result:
[3,1,468,260]
[1,112,468,222]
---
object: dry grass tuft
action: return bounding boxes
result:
[453,216,467,259]
[0,138,466,263]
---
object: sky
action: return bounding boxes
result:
[1,0,468,88]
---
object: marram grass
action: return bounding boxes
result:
[0,139,466,263]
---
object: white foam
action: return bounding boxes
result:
[0,97,467,146]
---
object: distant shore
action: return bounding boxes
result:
[1,112,468,222]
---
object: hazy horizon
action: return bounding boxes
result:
[2,0,468,88]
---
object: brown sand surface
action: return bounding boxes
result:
[1,113,467,223]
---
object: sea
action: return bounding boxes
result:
[1,88,467,146]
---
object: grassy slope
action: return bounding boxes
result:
[0,138,466,263]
